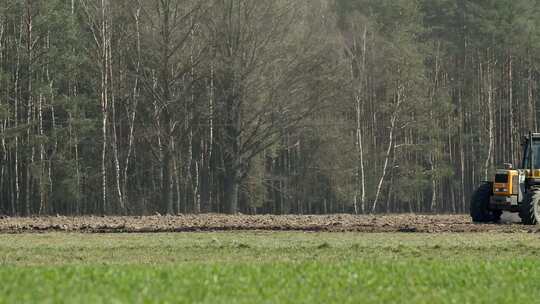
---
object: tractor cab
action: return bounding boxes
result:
[471,132,540,225]
[522,134,540,180]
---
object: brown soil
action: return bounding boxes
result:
[0,213,534,234]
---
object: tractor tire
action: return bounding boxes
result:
[519,188,540,225]
[470,182,501,223]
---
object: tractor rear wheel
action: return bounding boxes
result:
[519,188,540,225]
[470,182,501,223]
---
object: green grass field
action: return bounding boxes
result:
[1,232,540,303]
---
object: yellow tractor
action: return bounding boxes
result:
[471,132,540,225]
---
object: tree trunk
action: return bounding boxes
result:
[484,57,495,181]
[99,0,110,214]
[508,53,514,164]
[109,35,124,213]
[372,83,402,213]
[25,0,34,215]
[528,58,537,131]
[430,41,441,212]
[224,171,239,214]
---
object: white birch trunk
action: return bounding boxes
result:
[484,58,495,181]
[105,20,124,213]
[25,2,34,215]
[13,19,23,214]
[100,0,109,213]
[122,4,142,213]
[38,94,45,214]
[508,54,514,164]
[371,84,403,213]
[430,41,441,212]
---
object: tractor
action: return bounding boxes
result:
[471,132,540,225]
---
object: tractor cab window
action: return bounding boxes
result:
[523,138,540,169]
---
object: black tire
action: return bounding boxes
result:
[519,188,540,225]
[492,210,503,222]
[470,182,501,223]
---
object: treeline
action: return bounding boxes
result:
[0,0,538,216]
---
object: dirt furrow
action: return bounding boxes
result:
[0,214,533,234]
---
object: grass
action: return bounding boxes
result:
[1,232,540,303]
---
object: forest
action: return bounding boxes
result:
[0,0,538,216]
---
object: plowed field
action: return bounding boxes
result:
[0,213,530,233]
